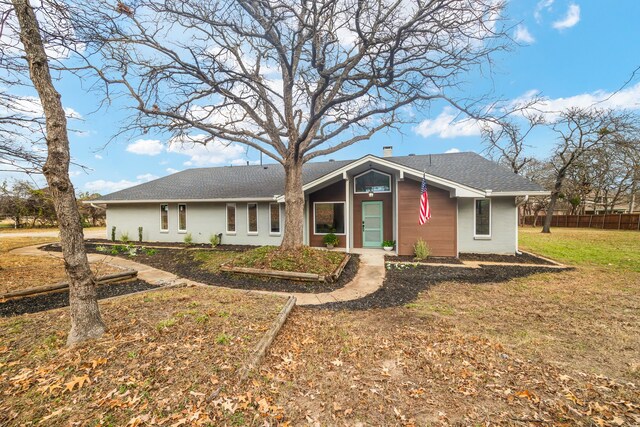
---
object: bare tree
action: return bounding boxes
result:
[542,107,637,233]
[71,0,510,250]
[8,0,105,345]
[481,112,544,174]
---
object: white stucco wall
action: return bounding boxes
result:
[106,202,284,245]
[457,196,517,254]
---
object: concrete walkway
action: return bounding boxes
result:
[0,229,105,239]
[10,245,387,306]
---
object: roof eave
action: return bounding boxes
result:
[90,197,278,204]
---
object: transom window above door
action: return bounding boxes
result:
[354,170,391,193]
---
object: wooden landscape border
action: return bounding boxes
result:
[219,253,351,283]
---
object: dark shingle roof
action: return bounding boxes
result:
[96,152,543,202]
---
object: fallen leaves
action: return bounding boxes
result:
[65,375,90,392]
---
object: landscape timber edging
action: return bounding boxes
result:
[219,254,352,283]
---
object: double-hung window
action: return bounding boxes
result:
[269,203,281,235]
[178,204,187,232]
[247,203,258,235]
[160,204,169,232]
[226,203,236,234]
[474,199,491,237]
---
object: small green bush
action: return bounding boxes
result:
[183,233,193,245]
[138,226,143,243]
[322,233,340,247]
[382,240,396,248]
[209,234,220,247]
[120,232,130,243]
[111,226,116,242]
[414,238,431,260]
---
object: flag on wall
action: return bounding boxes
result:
[419,173,431,225]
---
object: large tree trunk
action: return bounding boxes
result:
[280,156,305,250]
[13,0,105,345]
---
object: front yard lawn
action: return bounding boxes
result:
[226,245,345,276]
[519,227,640,271]
[0,286,287,426]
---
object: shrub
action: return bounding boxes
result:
[414,238,431,260]
[209,234,220,247]
[322,232,340,247]
[138,226,143,243]
[183,233,193,245]
[143,247,157,256]
[120,232,130,243]
[95,245,107,253]
[111,226,116,242]
[382,240,396,248]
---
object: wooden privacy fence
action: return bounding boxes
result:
[523,214,640,230]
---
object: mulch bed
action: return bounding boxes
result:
[317,264,567,310]
[43,244,360,294]
[85,239,253,251]
[459,252,556,265]
[0,280,157,317]
[385,255,463,264]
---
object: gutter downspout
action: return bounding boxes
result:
[515,195,529,255]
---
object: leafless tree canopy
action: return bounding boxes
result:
[73,0,507,162]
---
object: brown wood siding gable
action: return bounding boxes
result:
[397,179,457,257]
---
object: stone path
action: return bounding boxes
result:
[10,245,386,306]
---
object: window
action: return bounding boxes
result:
[247,203,258,234]
[178,204,187,232]
[354,170,391,193]
[314,202,345,234]
[160,204,169,231]
[270,203,281,235]
[475,199,491,237]
[226,203,236,234]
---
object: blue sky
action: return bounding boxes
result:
[7,0,640,195]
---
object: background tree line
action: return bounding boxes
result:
[0,180,105,228]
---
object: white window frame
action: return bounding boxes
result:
[269,202,281,236]
[160,203,169,233]
[313,201,346,235]
[226,203,236,235]
[353,169,392,194]
[247,203,259,235]
[473,198,492,239]
[177,203,187,233]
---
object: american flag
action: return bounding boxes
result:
[419,173,431,225]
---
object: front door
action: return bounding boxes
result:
[362,201,383,248]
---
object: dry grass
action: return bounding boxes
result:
[0,236,122,294]
[0,286,286,426]
[0,226,105,235]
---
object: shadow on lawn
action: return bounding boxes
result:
[318,264,569,310]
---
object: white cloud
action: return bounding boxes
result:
[167,135,249,166]
[534,0,555,22]
[553,3,580,30]
[84,179,141,194]
[125,139,164,156]
[166,168,180,174]
[84,173,158,194]
[445,148,461,154]
[94,154,103,160]
[414,108,484,139]
[514,24,535,44]
[136,173,158,182]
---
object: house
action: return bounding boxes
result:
[91,149,547,256]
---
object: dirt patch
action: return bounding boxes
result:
[459,252,556,265]
[44,244,361,294]
[0,237,123,294]
[0,286,286,426]
[385,255,463,264]
[0,280,158,317]
[318,264,565,310]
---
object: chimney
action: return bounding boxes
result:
[383,146,393,158]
